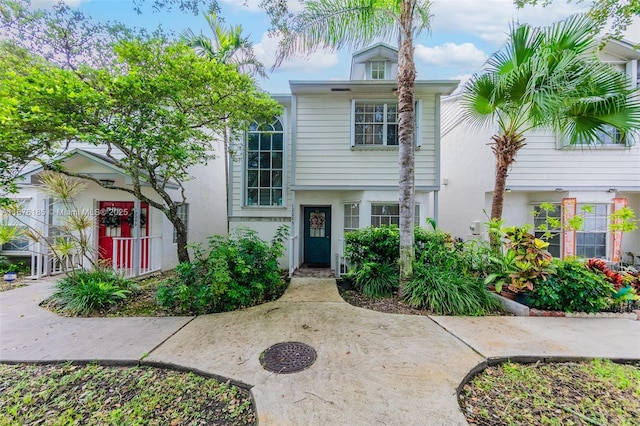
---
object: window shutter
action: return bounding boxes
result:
[561,198,576,259]
[364,62,371,80]
[415,100,422,147]
[350,99,356,147]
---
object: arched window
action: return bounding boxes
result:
[246,118,284,206]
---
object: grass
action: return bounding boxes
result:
[0,363,255,425]
[460,359,640,426]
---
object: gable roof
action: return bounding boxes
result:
[350,42,398,78]
[17,148,179,190]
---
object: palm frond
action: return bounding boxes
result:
[275,0,431,68]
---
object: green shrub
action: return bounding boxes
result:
[52,268,136,314]
[156,226,288,315]
[405,260,500,315]
[529,260,614,313]
[405,231,500,315]
[345,225,400,267]
[353,262,398,298]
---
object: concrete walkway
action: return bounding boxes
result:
[1,277,639,425]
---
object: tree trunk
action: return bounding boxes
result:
[489,132,526,222]
[167,206,190,263]
[397,0,417,296]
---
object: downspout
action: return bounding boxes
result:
[434,93,442,227]
[289,94,298,276]
[132,198,141,277]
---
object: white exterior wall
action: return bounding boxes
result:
[507,131,640,189]
[294,94,438,187]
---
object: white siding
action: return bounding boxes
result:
[294,94,438,187]
[508,132,640,189]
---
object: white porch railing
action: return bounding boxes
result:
[112,235,162,278]
[288,234,299,277]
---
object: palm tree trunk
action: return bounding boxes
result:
[397,0,417,296]
[490,133,526,221]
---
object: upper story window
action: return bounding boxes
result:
[354,102,398,146]
[246,118,284,207]
[370,61,386,80]
[595,126,626,145]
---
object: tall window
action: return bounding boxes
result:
[354,102,398,146]
[370,61,386,80]
[343,204,360,235]
[533,204,561,258]
[371,204,420,227]
[246,118,284,206]
[577,204,608,258]
[173,203,189,243]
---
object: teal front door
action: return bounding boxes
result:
[304,206,331,266]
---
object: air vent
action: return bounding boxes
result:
[331,88,351,92]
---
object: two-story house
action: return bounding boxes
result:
[229,43,458,273]
[439,38,640,264]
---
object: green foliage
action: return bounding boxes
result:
[156,226,288,314]
[503,226,555,293]
[353,262,398,298]
[404,231,501,315]
[345,225,400,267]
[529,260,614,313]
[52,268,137,314]
[405,258,501,316]
[0,260,28,275]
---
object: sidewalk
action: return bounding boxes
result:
[1,277,639,425]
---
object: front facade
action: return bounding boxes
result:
[439,38,640,264]
[229,43,458,273]
[2,145,227,277]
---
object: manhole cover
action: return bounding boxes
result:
[260,342,317,374]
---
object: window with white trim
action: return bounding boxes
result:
[354,102,398,146]
[533,203,561,258]
[370,61,386,80]
[1,200,30,252]
[371,204,420,227]
[246,118,284,206]
[595,126,626,145]
[173,203,189,243]
[343,203,359,235]
[577,204,609,258]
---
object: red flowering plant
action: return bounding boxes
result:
[586,259,639,308]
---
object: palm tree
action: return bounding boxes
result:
[182,13,267,232]
[462,14,640,223]
[275,0,432,290]
[181,12,267,79]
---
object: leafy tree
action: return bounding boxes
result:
[182,12,268,231]
[461,14,640,224]
[0,42,100,205]
[515,0,640,39]
[1,1,282,263]
[271,0,432,291]
[59,39,281,263]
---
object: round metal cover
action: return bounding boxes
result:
[260,342,317,374]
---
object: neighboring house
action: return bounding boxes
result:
[1,145,227,278]
[439,38,640,264]
[229,43,459,273]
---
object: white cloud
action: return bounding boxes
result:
[220,0,304,13]
[430,0,590,45]
[254,32,339,73]
[415,42,487,68]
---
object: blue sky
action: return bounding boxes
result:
[32,0,630,93]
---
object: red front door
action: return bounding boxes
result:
[98,201,149,268]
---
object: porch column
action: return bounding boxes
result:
[132,198,141,277]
